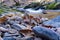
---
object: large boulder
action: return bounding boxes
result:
[32,26,60,40]
[43,16,60,28]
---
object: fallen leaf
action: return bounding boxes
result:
[0,16,7,23]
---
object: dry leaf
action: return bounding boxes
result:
[19,29,34,37]
[0,16,7,23]
[20,29,32,33]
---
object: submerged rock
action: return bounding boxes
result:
[33,26,60,40]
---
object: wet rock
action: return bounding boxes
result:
[32,26,60,40]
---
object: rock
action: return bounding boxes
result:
[4,32,12,37]
[32,26,60,40]
[43,16,60,28]
[0,27,8,32]
[11,23,26,30]
[8,29,18,34]
[3,37,16,40]
[41,18,48,22]
[4,30,19,37]
[7,15,23,24]
[7,20,16,25]
[13,16,23,23]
